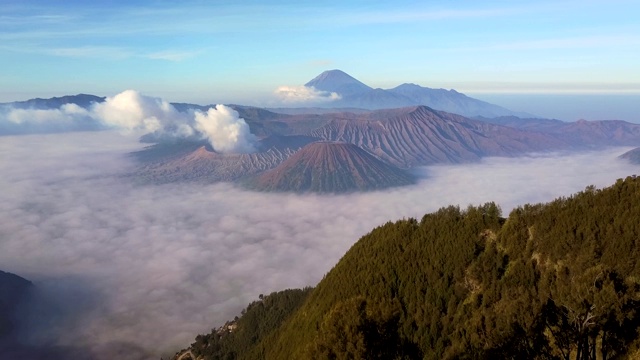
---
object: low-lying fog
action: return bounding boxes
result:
[0,131,636,359]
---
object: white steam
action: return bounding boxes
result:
[194,105,257,153]
[0,90,258,153]
[275,85,341,103]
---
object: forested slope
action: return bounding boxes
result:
[174,175,640,360]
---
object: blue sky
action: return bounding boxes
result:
[1,0,639,119]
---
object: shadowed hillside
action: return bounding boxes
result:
[620,147,640,164]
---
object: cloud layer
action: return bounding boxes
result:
[274,85,341,104]
[0,91,256,154]
[0,132,636,359]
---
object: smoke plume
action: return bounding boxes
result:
[194,105,257,153]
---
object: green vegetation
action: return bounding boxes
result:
[176,176,640,359]
[188,288,312,360]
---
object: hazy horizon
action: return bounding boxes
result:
[2,89,639,125]
[472,93,640,123]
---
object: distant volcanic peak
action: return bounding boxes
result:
[305,70,372,96]
[250,141,414,193]
[306,69,358,84]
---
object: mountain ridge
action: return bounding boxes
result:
[302,69,535,118]
[132,104,640,191]
[132,105,578,189]
[0,94,105,110]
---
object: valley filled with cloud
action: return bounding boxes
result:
[0,131,635,358]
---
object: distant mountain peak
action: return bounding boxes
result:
[303,74,530,117]
[307,69,357,82]
[305,70,372,97]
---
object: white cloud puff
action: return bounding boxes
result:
[274,85,341,103]
[92,90,183,132]
[194,105,257,153]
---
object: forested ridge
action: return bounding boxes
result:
[174,176,640,360]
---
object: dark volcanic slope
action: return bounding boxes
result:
[307,106,568,168]
[249,142,415,193]
[620,147,640,164]
[0,270,32,339]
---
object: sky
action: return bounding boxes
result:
[1,131,637,358]
[1,0,639,120]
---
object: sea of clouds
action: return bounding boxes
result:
[0,129,637,359]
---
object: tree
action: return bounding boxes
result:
[309,296,420,360]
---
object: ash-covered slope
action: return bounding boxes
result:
[134,145,298,184]
[308,106,568,167]
[132,133,323,184]
[248,142,415,193]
